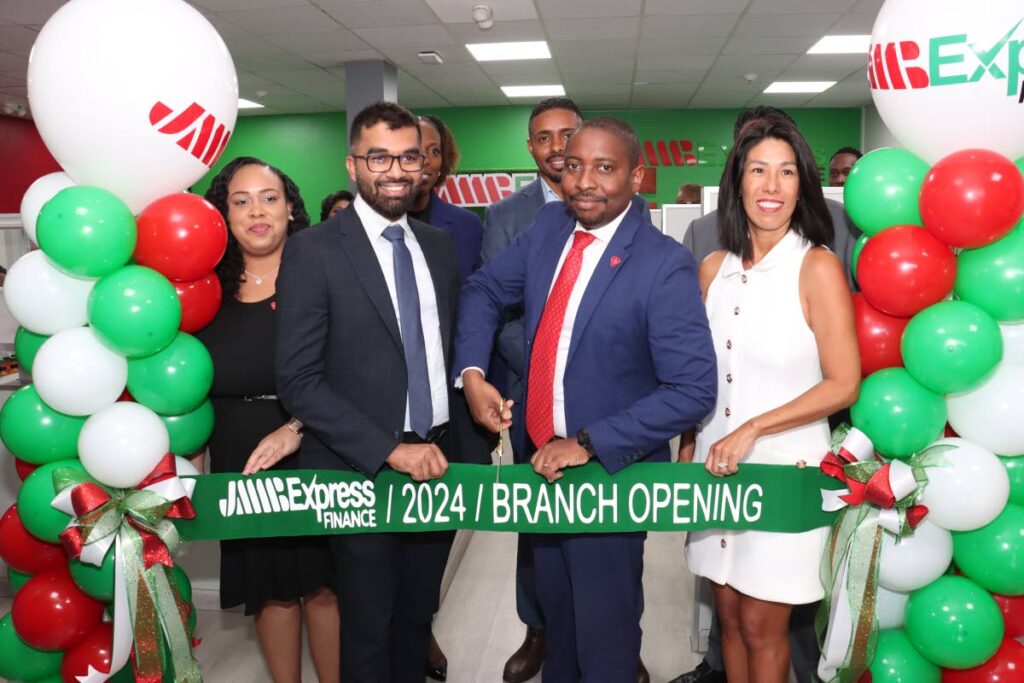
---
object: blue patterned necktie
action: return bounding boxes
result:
[382,224,432,438]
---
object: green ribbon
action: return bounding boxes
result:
[173,462,843,540]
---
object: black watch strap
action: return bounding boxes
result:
[575,428,597,458]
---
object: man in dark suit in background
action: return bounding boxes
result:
[457,117,717,682]
[670,106,860,683]
[276,101,486,682]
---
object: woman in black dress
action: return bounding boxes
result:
[198,156,338,683]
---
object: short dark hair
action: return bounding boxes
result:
[574,116,643,168]
[204,156,310,299]
[733,106,796,141]
[830,146,863,162]
[528,97,582,131]
[717,119,833,261]
[320,189,354,221]
[419,114,461,187]
[349,101,418,148]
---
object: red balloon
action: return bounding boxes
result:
[14,457,39,481]
[992,593,1024,638]
[116,389,135,402]
[857,225,957,317]
[135,193,227,281]
[854,294,909,377]
[61,622,115,683]
[174,272,222,333]
[12,568,104,651]
[921,149,1024,249]
[944,423,959,438]
[0,504,67,573]
[942,637,1024,682]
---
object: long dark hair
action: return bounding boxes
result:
[204,156,310,298]
[717,119,833,260]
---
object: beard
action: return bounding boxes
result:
[355,173,415,221]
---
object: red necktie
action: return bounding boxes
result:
[526,230,597,448]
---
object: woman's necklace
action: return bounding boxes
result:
[243,264,279,286]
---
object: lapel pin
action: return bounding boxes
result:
[610,255,622,268]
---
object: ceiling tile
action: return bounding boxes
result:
[302,48,383,68]
[630,87,699,108]
[634,68,708,84]
[636,54,716,71]
[423,0,538,23]
[477,60,560,79]
[827,12,878,33]
[550,38,636,60]
[781,53,867,80]
[0,84,27,96]
[259,67,345,95]
[441,90,508,106]
[234,53,319,70]
[734,12,841,37]
[640,14,739,39]
[722,35,816,55]
[755,93,817,108]
[644,0,750,15]
[353,24,455,49]
[192,0,308,10]
[257,92,336,112]
[445,19,545,43]
[0,25,38,52]
[709,54,798,76]
[637,37,729,57]
[320,0,440,29]
[400,89,450,107]
[544,17,640,41]
[537,0,642,19]
[849,0,884,13]
[238,71,302,96]
[265,27,369,53]
[222,38,290,58]
[748,0,859,12]
[0,50,27,71]
[218,5,341,34]
[402,61,487,81]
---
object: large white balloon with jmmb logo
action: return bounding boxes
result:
[27,0,239,213]
[870,0,1024,163]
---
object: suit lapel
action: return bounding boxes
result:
[410,221,453,360]
[566,210,642,366]
[336,211,403,353]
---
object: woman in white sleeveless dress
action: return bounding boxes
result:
[683,119,860,683]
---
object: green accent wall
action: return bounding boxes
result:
[191,106,861,215]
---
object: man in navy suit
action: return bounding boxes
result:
[455,117,717,680]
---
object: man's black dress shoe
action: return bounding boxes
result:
[667,660,727,683]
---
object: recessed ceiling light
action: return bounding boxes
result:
[763,81,836,94]
[467,41,551,62]
[238,98,265,109]
[501,84,565,97]
[807,35,871,54]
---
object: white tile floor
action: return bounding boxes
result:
[2,530,704,683]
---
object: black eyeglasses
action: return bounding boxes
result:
[351,152,425,173]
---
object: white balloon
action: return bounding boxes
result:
[33,327,127,416]
[999,323,1024,367]
[875,586,910,630]
[3,250,96,335]
[174,455,200,477]
[19,172,75,244]
[918,437,1010,531]
[79,402,169,488]
[947,363,1024,455]
[27,0,238,213]
[870,0,1024,163]
[878,521,953,592]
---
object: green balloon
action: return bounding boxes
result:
[0,384,86,465]
[851,368,946,458]
[127,333,213,415]
[0,612,63,682]
[952,503,1024,596]
[868,629,939,682]
[1001,456,1024,506]
[6,566,31,592]
[17,459,91,543]
[161,399,214,455]
[14,327,48,376]
[901,301,1003,394]
[955,225,1024,321]
[844,148,930,236]
[851,233,869,284]
[905,575,1004,669]
[36,185,136,279]
[69,545,116,602]
[88,265,181,358]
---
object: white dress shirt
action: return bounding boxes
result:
[547,205,629,437]
[354,195,449,430]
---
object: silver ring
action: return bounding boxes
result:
[543,463,553,469]
[718,462,728,470]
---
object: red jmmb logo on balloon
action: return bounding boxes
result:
[148,101,233,168]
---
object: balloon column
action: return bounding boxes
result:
[0,0,234,681]
[820,1,1024,681]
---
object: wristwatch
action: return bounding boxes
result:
[575,428,596,459]
[285,418,303,436]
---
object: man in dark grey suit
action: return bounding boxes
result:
[670,106,859,683]
[276,102,487,682]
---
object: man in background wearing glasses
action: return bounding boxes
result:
[276,101,486,682]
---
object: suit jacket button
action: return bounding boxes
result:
[720,539,727,548]
[394,431,401,439]
[725,408,731,417]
